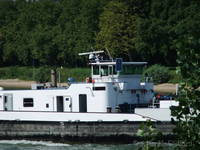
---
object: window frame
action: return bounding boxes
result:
[23,98,34,107]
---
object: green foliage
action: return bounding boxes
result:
[168,68,182,83]
[0,0,107,67]
[0,0,199,81]
[0,66,51,82]
[0,0,185,67]
[58,67,90,82]
[0,66,90,83]
[134,0,178,65]
[143,64,170,84]
[136,121,163,150]
[170,1,200,149]
[0,66,33,80]
[96,0,137,60]
[33,67,50,83]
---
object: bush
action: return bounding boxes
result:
[60,68,90,82]
[33,67,51,83]
[0,66,33,80]
[143,64,170,84]
[0,66,90,83]
[168,68,182,83]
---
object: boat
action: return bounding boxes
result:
[0,51,178,122]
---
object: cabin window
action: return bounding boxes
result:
[120,65,144,75]
[108,65,117,75]
[46,104,49,108]
[93,87,106,91]
[113,66,117,75]
[23,98,34,107]
[93,65,99,75]
[100,66,108,76]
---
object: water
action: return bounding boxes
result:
[0,140,175,150]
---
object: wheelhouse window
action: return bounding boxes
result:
[23,98,34,107]
[112,66,117,75]
[108,65,117,75]
[93,65,99,75]
[93,65,117,76]
[100,66,108,76]
[120,65,145,75]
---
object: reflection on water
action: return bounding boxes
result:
[0,140,175,150]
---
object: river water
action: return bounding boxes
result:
[0,140,175,150]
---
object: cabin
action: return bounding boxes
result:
[0,55,154,113]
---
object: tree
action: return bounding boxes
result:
[56,0,107,67]
[0,0,107,67]
[72,0,106,66]
[134,0,177,65]
[0,0,19,66]
[96,0,137,61]
[171,0,200,149]
[0,33,3,66]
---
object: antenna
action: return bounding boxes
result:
[78,51,104,62]
[78,51,104,56]
[105,47,113,61]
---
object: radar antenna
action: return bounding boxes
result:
[105,47,113,61]
[78,51,104,62]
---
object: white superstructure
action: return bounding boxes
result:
[0,52,177,122]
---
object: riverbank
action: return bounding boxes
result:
[0,79,36,89]
[0,79,177,93]
[154,83,177,94]
[0,79,67,89]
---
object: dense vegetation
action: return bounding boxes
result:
[0,0,107,67]
[171,1,200,148]
[0,66,90,82]
[0,0,199,68]
[143,64,170,84]
[0,65,181,84]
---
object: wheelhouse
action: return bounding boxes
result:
[90,61,147,77]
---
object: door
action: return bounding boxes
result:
[3,94,13,111]
[64,96,72,112]
[56,96,64,112]
[79,94,87,112]
[0,95,3,110]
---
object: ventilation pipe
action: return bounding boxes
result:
[51,69,57,87]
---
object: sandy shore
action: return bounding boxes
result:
[0,79,69,89]
[0,79,36,88]
[154,83,177,94]
[0,79,177,93]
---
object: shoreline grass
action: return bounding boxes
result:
[0,66,90,83]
